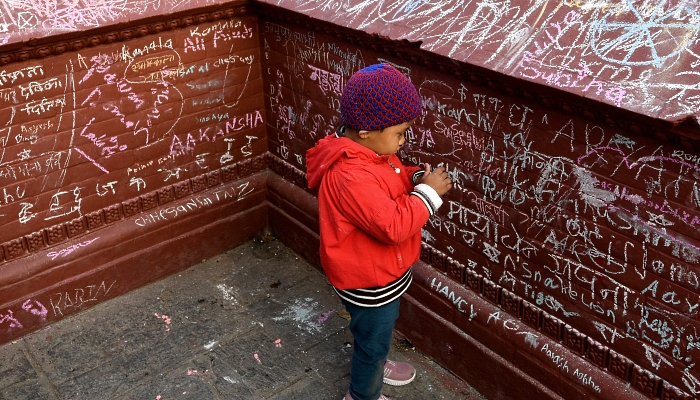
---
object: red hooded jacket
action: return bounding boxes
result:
[306,134,431,290]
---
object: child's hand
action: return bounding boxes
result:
[419,163,453,196]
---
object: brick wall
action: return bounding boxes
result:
[0,4,268,344]
[257,6,700,400]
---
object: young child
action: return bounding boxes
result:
[306,63,453,400]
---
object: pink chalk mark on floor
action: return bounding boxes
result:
[317,310,333,323]
[275,338,282,348]
[187,368,208,375]
[254,353,261,363]
[154,313,171,331]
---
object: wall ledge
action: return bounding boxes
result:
[0,154,267,267]
[0,171,268,345]
[264,156,694,400]
[0,1,251,66]
[254,2,700,151]
[401,260,668,399]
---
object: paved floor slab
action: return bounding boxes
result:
[0,237,485,400]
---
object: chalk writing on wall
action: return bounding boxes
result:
[49,280,116,317]
[133,179,255,227]
[259,16,700,396]
[0,280,114,332]
[0,16,263,246]
[0,0,240,46]
[262,0,700,123]
[46,237,99,260]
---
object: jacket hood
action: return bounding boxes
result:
[306,134,380,189]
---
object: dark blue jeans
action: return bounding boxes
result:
[341,298,400,400]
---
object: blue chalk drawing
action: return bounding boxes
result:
[392,0,431,20]
[589,0,700,68]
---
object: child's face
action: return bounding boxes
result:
[360,120,413,155]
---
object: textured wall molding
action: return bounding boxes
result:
[0,2,251,66]
[419,242,692,400]
[255,2,700,152]
[0,154,267,270]
[264,152,694,399]
[0,181,268,345]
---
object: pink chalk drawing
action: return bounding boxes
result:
[254,353,261,363]
[76,51,184,149]
[21,299,48,319]
[74,147,110,174]
[187,368,207,375]
[46,237,99,260]
[0,310,23,329]
[154,313,171,331]
[275,338,282,348]
[317,310,333,323]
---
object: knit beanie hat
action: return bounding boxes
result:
[340,63,422,131]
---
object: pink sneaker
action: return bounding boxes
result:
[383,360,416,386]
[343,392,393,400]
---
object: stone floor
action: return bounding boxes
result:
[0,237,485,400]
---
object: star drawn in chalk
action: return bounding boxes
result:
[482,242,501,263]
[17,148,31,160]
[590,0,700,67]
[17,12,38,30]
[646,211,674,226]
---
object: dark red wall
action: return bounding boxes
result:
[257,6,700,400]
[0,3,268,345]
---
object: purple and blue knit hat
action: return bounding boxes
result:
[340,63,422,131]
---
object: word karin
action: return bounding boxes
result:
[49,280,116,316]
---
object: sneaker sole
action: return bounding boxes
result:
[383,372,416,386]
